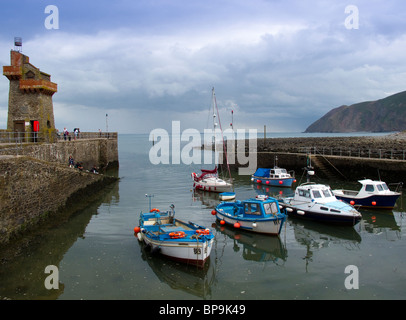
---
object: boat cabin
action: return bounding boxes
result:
[357,179,394,195]
[234,196,282,218]
[270,168,291,179]
[294,183,336,204]
[253,167,293,179]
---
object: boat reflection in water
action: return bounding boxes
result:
[213,222,288,264]
[289,218,362,271]
[252,183,295,199]
[359,209,403,239]
[138,240,216,299]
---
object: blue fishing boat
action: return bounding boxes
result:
[213,195,286,235]
[251,162,295,187]
[333,179,402,209]
[135,204,214,267]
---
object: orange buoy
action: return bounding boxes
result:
[266,180,270,185]
[279,180,283,185]
[220,220,225,225]
[150,208,160,212]
[234,222,241,228]
[196,229,210,235]
[257,179,261,184]
[169,231,186,239]
[211,210,216,215]
[350,200,355,205]
[133,226,141,234]
[372,201,377,206]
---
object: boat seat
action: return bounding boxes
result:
[160,226,185,233]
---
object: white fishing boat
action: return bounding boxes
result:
[135,204,214,267]
[279,182,362,226]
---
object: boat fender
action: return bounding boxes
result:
[169,231,186,239]
[136,232,142,241]
[150,208,160,212]
[297,210,305,215]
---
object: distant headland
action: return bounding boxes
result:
[305,90,406,133]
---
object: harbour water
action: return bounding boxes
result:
[1,133,405,300]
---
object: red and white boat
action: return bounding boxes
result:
[192,167,232,193]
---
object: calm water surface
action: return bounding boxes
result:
[1,133,405,300]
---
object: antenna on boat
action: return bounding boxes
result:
[145,194,154,211]
[304,153,315,183]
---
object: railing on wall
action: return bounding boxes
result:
[56,131,117,141]
[0,132,40,144]
[299,146,406,161]
[0,131,117,144]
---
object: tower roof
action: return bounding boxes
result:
[3,50,57,95]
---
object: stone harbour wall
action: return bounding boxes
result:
[225,133,406,184]
[0,136,119,245]
[0,137,118,170]
[0,155,118,245]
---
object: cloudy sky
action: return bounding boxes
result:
[0,0,405,134]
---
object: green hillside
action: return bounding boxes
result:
[305,90,406,133]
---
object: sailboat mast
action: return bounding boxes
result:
[212,87,233,188]
[212,87,218,164]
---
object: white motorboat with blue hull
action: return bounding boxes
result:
[213,195,287,236]
[135,205,214,267]
[333,179,402,210]
[279,183,362,226]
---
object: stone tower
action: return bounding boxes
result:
[3,50,57,142]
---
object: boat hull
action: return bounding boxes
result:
[281,203,361,226]
[215,210,285,235]
[194,179,232,193]
[252,176,294,187]
[140,232,214,267]
[219,192,236,200]
[335,194,400,209]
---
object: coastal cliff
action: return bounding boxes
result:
[305,90,406,133]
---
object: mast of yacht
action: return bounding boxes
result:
[212,87,218,166]
[212,87,233,188]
